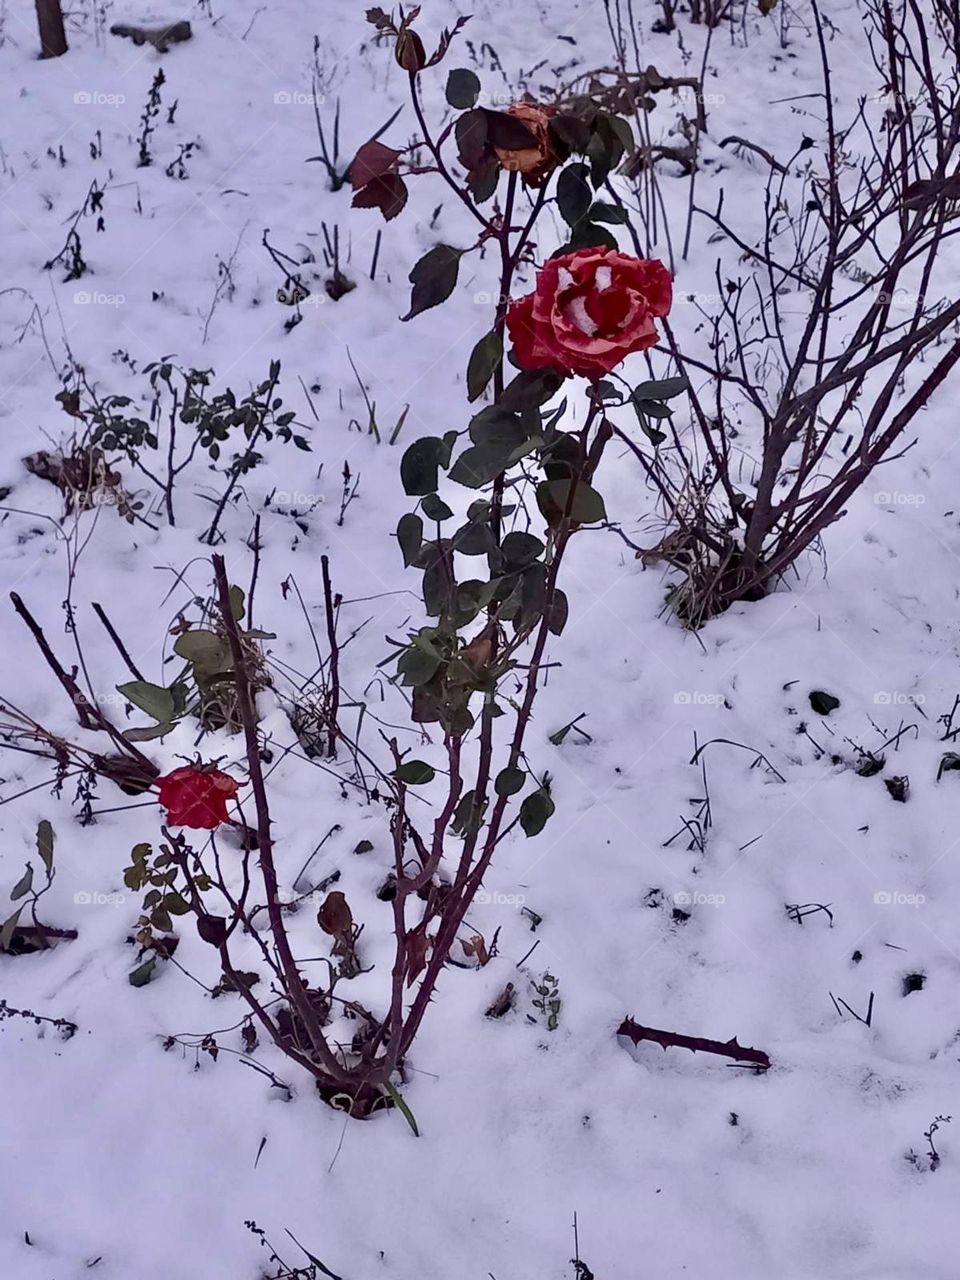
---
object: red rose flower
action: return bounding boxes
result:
[505,247,672,379]
[156,766,240,830]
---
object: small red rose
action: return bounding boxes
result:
[505,247,672,379]
[156,766,240,830]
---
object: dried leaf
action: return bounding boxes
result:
[318,890,354,941]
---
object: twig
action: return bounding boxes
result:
[91,602,146,681]
[617,1017,771,1068]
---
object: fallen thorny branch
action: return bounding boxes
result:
[617,1017,771,1070]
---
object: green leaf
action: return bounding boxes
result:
[549,113,591,154]
[400,436,451,496]
[589,200,628,224]
[632,376,689,400]
[420,541,455,617]
[553,216,619,255]
[397,647,442,688]
[587,121,617,187]
[117,680,177,724]
[499,531,544,568]
[0,907,23,952]
[446,67,481,110]
[520,786,555,837]
[607,114,634,155]
[455,108,489,169]
[452,789,483,838]
[125,723,177,742]
[421,493,453,522]
[633,414,666,447]
[495,766,525,798]
[163,891,191,916]
[537,478,607,525]
[809,690,840,716]
[394,760,436,785]
[467,330,503,402]
[36,820,54,875]
[452,519,496,555]
[557,163,592,227]
[518,563,547,632]
[403,245,464,321]
[128,955,157,987]
[383,1080,420,1137]
[10,865,33,901]
[468,405,526,447]
[173,631,232,679]
[456,579,499,614]
[546,588,569,635]
[467,156,500,204]
[397,513,424,567]
[500,369,563,413]
[151,907,173,933]
[448,441,515,489]
[632,399,673,419]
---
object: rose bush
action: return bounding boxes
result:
[156,766,239,829]
[506,247,672,378]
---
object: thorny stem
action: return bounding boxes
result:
[212,554,349,1086]
[408,71,493,233]
[395,402,607,1061]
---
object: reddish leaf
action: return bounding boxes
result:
[405,924,431,986]
[352,172,409,221]
[351,140,402,190]
[197,913,227,947]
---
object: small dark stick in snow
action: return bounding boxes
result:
[617,1018,771,1069]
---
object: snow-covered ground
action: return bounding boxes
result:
[1,1,960,1276]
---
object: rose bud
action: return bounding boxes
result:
[395,27,426,72]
